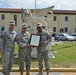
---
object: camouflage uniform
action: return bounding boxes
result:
[0,31,5,53]
[36,29,51,71]
[16,31,31,72]
[0,38,3,53]
[2,29,17,75]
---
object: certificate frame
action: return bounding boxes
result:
[30,34,41,46]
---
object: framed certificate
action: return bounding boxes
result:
[30,34,41,46]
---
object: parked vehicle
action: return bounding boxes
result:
[55,33,75,41]
[0,32,1,37]
[70,33,76,40]
[54,34,59,41]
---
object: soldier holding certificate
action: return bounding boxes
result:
[16,24,31,75]
[36,23,51,75]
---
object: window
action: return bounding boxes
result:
[65,16,68,21]
[2,14,5,20]
[75,28,76,32]
[14,15,17,26]
[53,27,56,32]
[53,16,57,21]
[60,28,64,33]
[65,27,68,32]
[58,34,64,36]
[75,17,76,21]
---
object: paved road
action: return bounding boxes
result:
[0,72,76,75]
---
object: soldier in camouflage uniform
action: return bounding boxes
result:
[0,38,3,54]
[0,26,5,54]
[1,20,17,75]
[36,23,51,75]
[16,24,31,75]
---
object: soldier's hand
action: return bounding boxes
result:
[1,35,4,39]
[26,44,31,48]
[0,52,4,54]
[39,41,44,46]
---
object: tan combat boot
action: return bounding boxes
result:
[4,74,10,75]
[36,70,43,75]
[46,70,50,75]
[26,70,30,75]
[20,71,23,75]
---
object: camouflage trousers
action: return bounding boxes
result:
[37,50,50,70]
[19,50,31,71]
[2,49,14,75]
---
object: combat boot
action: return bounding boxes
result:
[26,70,30,75]
[46,70,50,75]
[36,70,43,75]
[20,71,23,75]
[36,72,43,75]
[4,74,10,75]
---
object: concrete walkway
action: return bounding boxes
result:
[51,41,63,45]
[0,72,76,75]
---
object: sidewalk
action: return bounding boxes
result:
[0,72,76,75]
[51,41,63,45]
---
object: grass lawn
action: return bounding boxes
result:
[51,41,76,68]
[0,41,76,68]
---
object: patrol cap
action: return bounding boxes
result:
[21,24,27,28]
[10,20,15,25]
[36,23,42,27]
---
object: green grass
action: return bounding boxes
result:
[14,44,19,54]
[0,41,76,68]
[51,41,76,68]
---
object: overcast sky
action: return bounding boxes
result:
[0,0,76,10]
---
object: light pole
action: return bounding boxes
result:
[35,0,36,10]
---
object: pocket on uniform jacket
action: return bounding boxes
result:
[7,35,11,39]
[4,47,11,51]
[46,45,50,50]
[41,34,46,40]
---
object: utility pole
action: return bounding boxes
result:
[35,0,36,10]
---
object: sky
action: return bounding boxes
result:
[0,0,76,10]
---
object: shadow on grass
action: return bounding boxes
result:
[56,44,76,50]
[14,58,19,64]
[0,58,2,64]
[31,58,37,61]
[14,56,37,65]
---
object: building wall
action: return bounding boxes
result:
[0,10,76,34]
[49,14,76,34]
[0,12,21,31]
[48,14,59,33]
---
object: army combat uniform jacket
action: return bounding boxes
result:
[36,29,51,70]
[16,31,31,71]
[2,29,17,75]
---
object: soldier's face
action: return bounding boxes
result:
[37,27,42,33]
[9,24,15,31]
[22,27,27,33]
